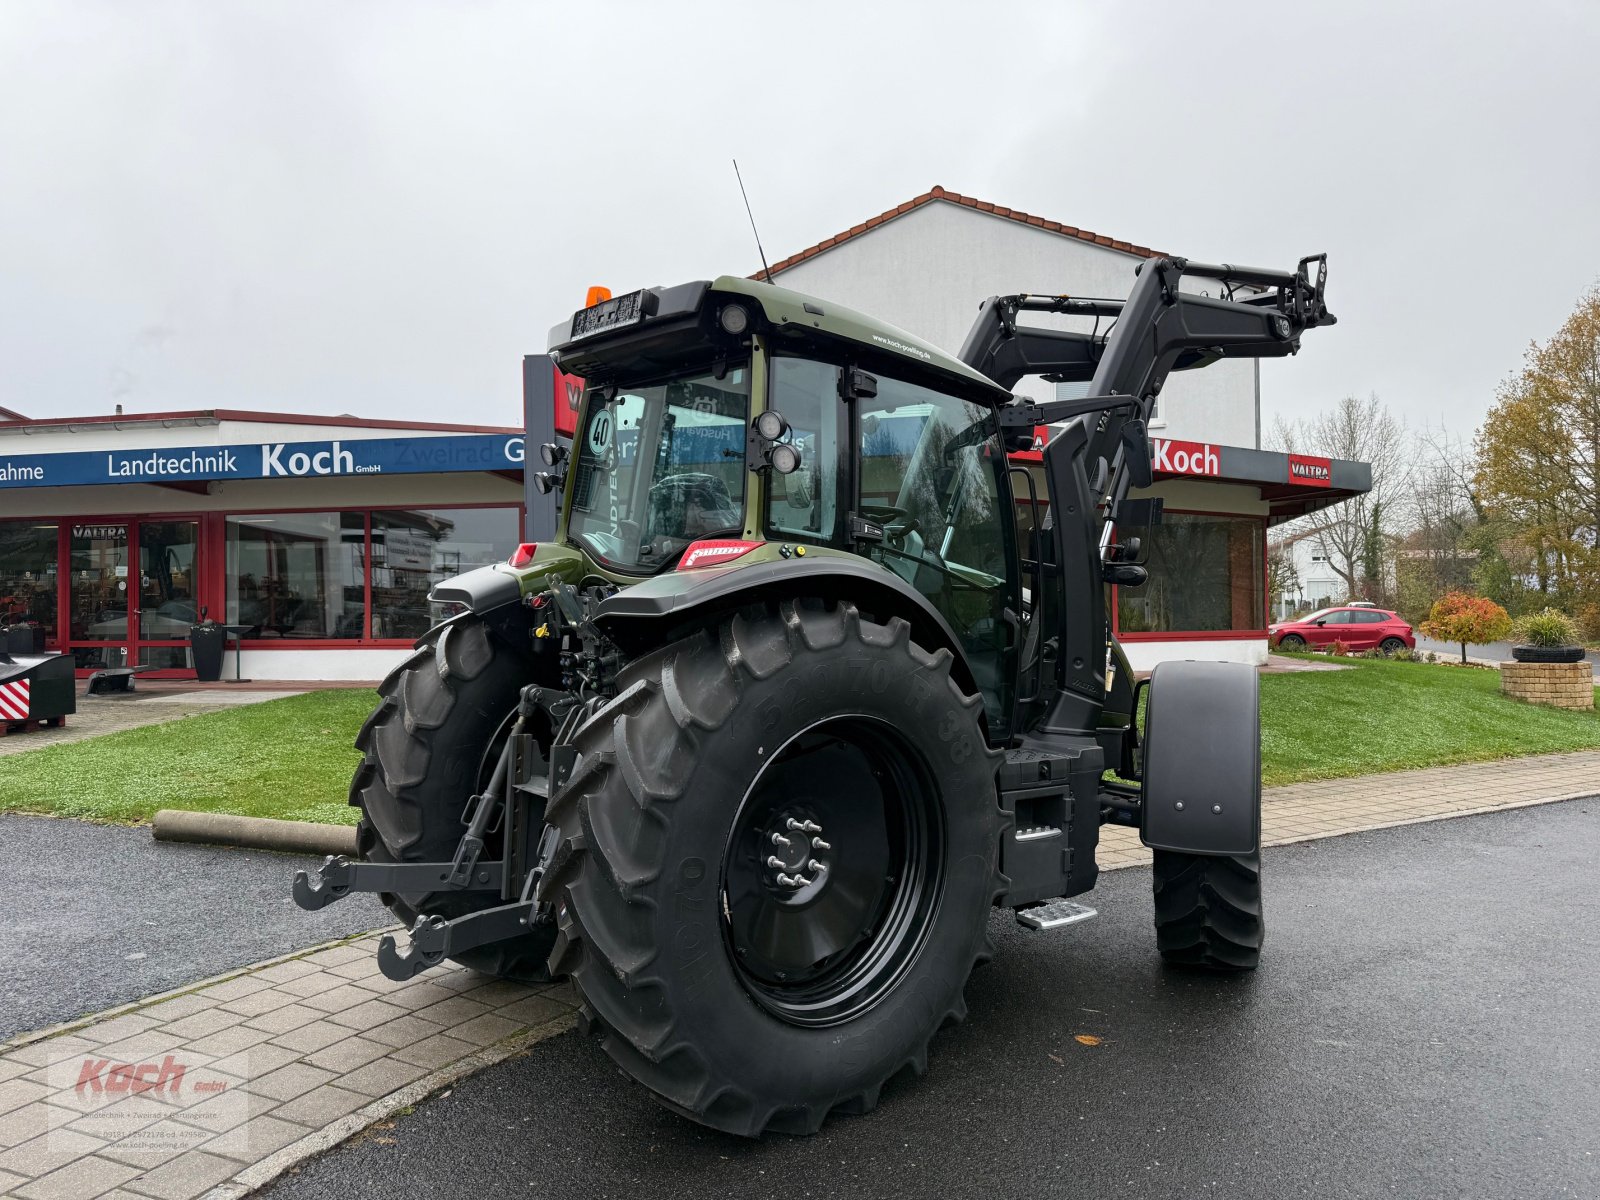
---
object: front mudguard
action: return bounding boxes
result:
[1139,660,1261,856]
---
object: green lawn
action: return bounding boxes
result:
[0,690,376,826]
[2,657,1598,825]
[1259,655,1600,785]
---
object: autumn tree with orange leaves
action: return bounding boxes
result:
[1474,285,1600,621]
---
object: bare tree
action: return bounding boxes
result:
[1273,394,1414,602]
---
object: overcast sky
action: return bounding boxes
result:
[2,1,1597,441]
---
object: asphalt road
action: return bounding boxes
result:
[1414,634,1600,671]
[0,814,387,1040]
[265,799,1600,1200]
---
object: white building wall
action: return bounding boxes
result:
[770,201,1259,447]
[1121,639,1268,672]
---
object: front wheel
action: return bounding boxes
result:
[540,599,1004,1136]
[1152,850,1263,971]
[1277,634,1306,650]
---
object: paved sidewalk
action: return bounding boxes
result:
[0,934,576,1200]
[1099,747,1600,868]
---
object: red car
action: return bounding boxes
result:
[1269,606,1416,654]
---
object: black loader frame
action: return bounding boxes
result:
[294,252,1332,975]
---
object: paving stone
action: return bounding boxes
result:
[324,958,383,982]
[334,1057,429,1099]
[155,1009,243,1041]
[97,1117,211,1168]
[194,976,273,1004]
[445,1013,522,1047]
[376,980,461,1012]
[268,1022,350,1055]
[130,995,216,1025]
[324,998,411,1033]
[303,945,368,967]
[273,1083,368,1127]
[215,988,300,1019]
[0,1077,51,1117]
[121,1148,238,1200]
[389,1035,479,1071]
[0,1128,106,1179]
[182,1026,273,1058]
[80,1015,162,1046]
[245,1062,336,1103]
[293,984,372,1015]
[12,1153,140,1200]
[207,1042,301,1081]
[179,1090,279,1135]
[248,959,321,985]
[242,1003,325,1035]
[202,1113,311,1163]
[303,1036,390,1074]
[358,1012,448,1050]
[0,1168,28,1193]
[495,993,573,1026]
[0,1101,60,1148]
[269,974,336,999]
[61,1093,174,1141]
[458,978,535,1005]
[5,1038,95,1069]
[411,995,493,1027]
[0,1059,32,1082]
[93,1032,189,1066]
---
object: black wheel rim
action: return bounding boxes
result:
[720,717,945,1028]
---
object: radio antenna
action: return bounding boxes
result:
[732,159,773,283]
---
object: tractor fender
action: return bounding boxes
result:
[592,555,981,700]
[1139,659,1261,856]
[429,564,523,612]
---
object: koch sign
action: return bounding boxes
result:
[0,434,526,490]
[1150,438,1220,477]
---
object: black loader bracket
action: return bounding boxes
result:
[292,857,504,911]
[1139,660,1261,856]
[377,902,544,981]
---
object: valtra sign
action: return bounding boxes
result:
[1288,453,1333,487]
[1150,438,1220,478]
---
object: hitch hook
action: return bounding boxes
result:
[377,914,449,982]
[292,855,352,911]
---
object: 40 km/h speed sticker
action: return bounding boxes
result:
[587,409,614,457]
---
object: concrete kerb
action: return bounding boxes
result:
[153,809,358,857]
[206,1012,577,1200]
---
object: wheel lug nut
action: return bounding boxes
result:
[776,873,806,888]
[786,819,822,834]
[771,833,792,848]
[766,856,785,869]
[811,838,830,851]
[807,859,826,873]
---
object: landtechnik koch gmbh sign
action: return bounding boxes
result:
[0,434,526,489]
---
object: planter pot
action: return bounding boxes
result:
[1511,644,1586,664]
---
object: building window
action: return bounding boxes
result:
[0,522,59,642]
[1116,512,1263,634]
[370,508,520,639]
[227,513,365,639]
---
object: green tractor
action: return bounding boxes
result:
[296,254,1333,1135]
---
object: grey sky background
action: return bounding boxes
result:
[2,1,1597,441]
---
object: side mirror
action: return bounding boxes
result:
[1313,619,1326,626]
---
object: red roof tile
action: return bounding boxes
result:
[761,185,1165,277]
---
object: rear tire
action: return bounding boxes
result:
[1379,637,1405,655]
[540,599,1004,1136]
[351,612,556,981]
[1152,850,1263,971]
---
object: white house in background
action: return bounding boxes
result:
[761,186,1370,670]
[1272,527,1349,620]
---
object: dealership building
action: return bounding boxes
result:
[759,186,1371,669]
[2,188,1369,681]
[0,406,528,680]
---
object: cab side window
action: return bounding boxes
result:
[764,357,841,542]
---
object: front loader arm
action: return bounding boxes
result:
[959,254,1334,735]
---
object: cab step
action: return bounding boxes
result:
[1016,898,1098,931]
